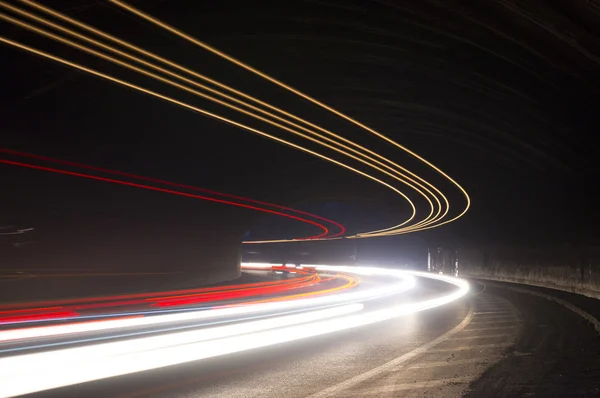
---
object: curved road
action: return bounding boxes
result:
[2,270,600,397]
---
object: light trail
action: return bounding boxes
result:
[0,304,363,397]
[0,35,421,239]
[0,4,420,233]
[0,266,357,334]
[0,271,316,311]
[0,158,337,240]
[0,148,346,239]
[0,5,475,395]
[0,270,356,338]
[110,0,470,233]
[243,272,360,304]
[0,1,470,235]
[0,0,441,232]
[13,0,449,233]
[0,264,468,397]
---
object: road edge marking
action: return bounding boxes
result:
[308,302,475,398]
[487,282,600,335]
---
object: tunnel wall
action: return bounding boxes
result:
[456,245,600,299]
[1,168,248,295]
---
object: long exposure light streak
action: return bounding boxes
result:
[0,272,315,311]
[0,148,346,239]
[0,304,363,397]
[0,264,468,397]
[0,1,441,232]
[12,0,448,232]
[0,158,334,239]
[109,0,470,233]
[0,0,467,236]
[0,36,420,239]
[0,3,420,233]
[0,4,479,395]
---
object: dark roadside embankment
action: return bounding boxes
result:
[457,244,600,299]
[466,280,600,397]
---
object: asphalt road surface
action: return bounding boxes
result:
[6,276,600,397]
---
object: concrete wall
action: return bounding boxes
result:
[457,245,600,299]
[1,173,249,291]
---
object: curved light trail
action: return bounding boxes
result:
[0,267,326,329]
[0,4,420,233]
[11,0,444,232]
[0,1,440,232]
[109,0,470,233]
[0,157,343,241]
[0,36,419,239]
[0,4,478,397]
[0,148,346,240]
[0,0,470,237]
[0,263,469,397]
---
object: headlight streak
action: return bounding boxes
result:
[0,304,363,397]
[0,264,468,397]
[0,0,472,237]
[0,3,474,392]
[0,275,404,355]
[0,2,476,395]
[0,303,363,355]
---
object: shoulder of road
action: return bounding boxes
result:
[465,279,600,397]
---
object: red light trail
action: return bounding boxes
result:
[0,148,346,238]
[0,157,346,241]
[0,266,359,325]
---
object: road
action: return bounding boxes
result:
[1,266,599,397]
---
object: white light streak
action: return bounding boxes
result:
[0,264,469,397]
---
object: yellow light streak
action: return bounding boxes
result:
[0,8,431,231]
[0,36,417,241]
[109,0,470,230]
[2,0,471,238]
[16,0,452,233]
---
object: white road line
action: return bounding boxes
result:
[427,343,509,352]
[477,303,508,307]
[474,311,510,315]
[347,376,473,394]
[498,284,600,335]
[462,326,519,332]
[469,320,519,325]
[476,305,509,309]
[472,313,515,317]
[471,318,517,322]
[476,305,512,309]
[407,357,491,369]
[308,304,475,398]
[473,314,516,318]
[450,333,514,340]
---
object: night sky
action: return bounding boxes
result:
[2,0,600,267]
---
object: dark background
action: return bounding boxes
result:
[2,0,600,275]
